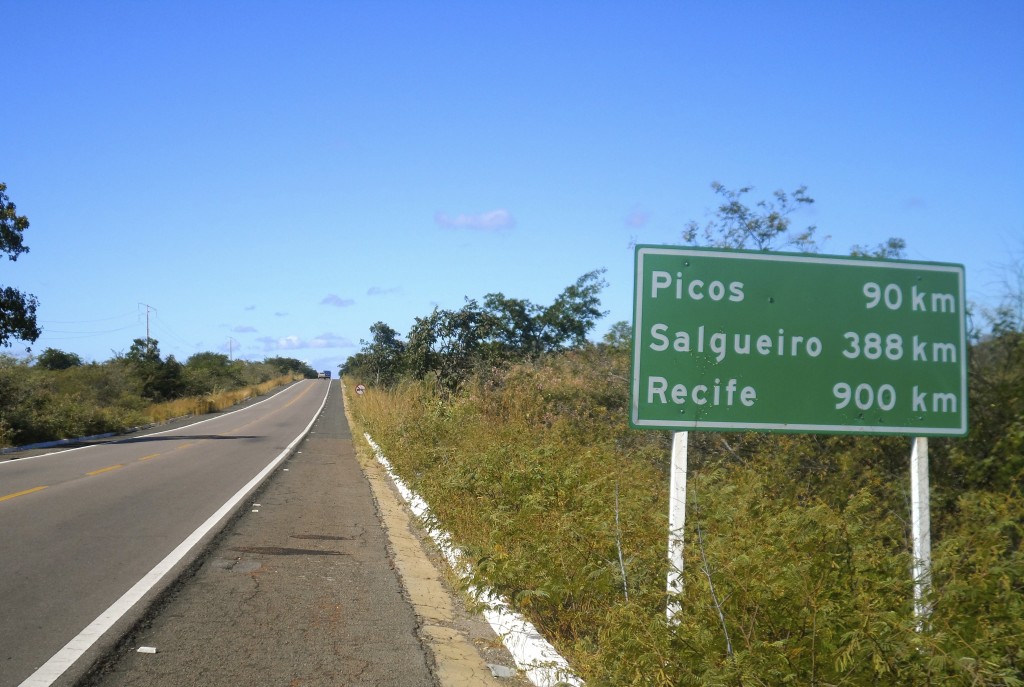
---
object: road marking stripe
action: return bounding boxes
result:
[364,432,582,686]
[86,464,123,476]
[0,485,48,502]
[283,382,315,408]
[19,381,331,687]
[138,453,160,462]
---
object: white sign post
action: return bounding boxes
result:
[666,431,688,621]
[910,437,932,627]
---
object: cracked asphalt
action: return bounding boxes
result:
[81,381,521,687]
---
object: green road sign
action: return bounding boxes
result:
[631,246,967,436]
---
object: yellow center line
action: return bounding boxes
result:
[87,464,124,476]
[283,382,315,408]
[0,485,48,502]
[138,453,161,462]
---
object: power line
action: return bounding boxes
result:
[152,312,194,349]
[36,325,137,341]
[36,303,226,360]
[41,325,137,335]
[39,311,138,325]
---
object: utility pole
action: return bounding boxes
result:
[138,303,156,341]
[227,337,238,360]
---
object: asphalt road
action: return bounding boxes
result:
[82,380,439,687]
[0,379,330,687]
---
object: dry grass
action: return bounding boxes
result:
[144,374,299,423]
[343,350,1024,686]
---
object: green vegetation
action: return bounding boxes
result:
[0,181,41,347]
[345,320,1021,685]
[342,186,1021,684]
[342,269,607,394]
[0,340,316,448]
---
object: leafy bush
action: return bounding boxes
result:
[343,270,609,395]
[0,345,305,448]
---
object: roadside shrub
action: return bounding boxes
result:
[0,352,299,448]
[346,342,1022,685]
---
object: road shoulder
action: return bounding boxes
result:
[346,407,529,687]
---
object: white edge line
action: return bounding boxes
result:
[18,380,331,686]
[363,433,584,687]
[3,379,307,466]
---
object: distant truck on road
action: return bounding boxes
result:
[317,370,332,379]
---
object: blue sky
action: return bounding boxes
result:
[5,1,1022,371]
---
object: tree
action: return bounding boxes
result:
[405,313,440,381]
[184,351,243,394]
[339,351,367,377]
[426,302,495,393]
[404,302,501,393]
[482,293,543,358]
[850,237,907,260]
[0,182,40,347]
[602,320,632,351]
[343,269,610,393]
[683,182,818,252]
[537,269,609,350]
[123,337,184,401]
[126,337,161,367]
[684,182,909,262]
[360,321,407,387]
[36,347,84,370]
[263,356,318,379]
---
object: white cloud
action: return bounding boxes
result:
[257,332,355,351]
[232,325,257,333]
[259,335,303,351]
[310,332,354,348]
[435,209,516,231]
[321,294,356,307]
